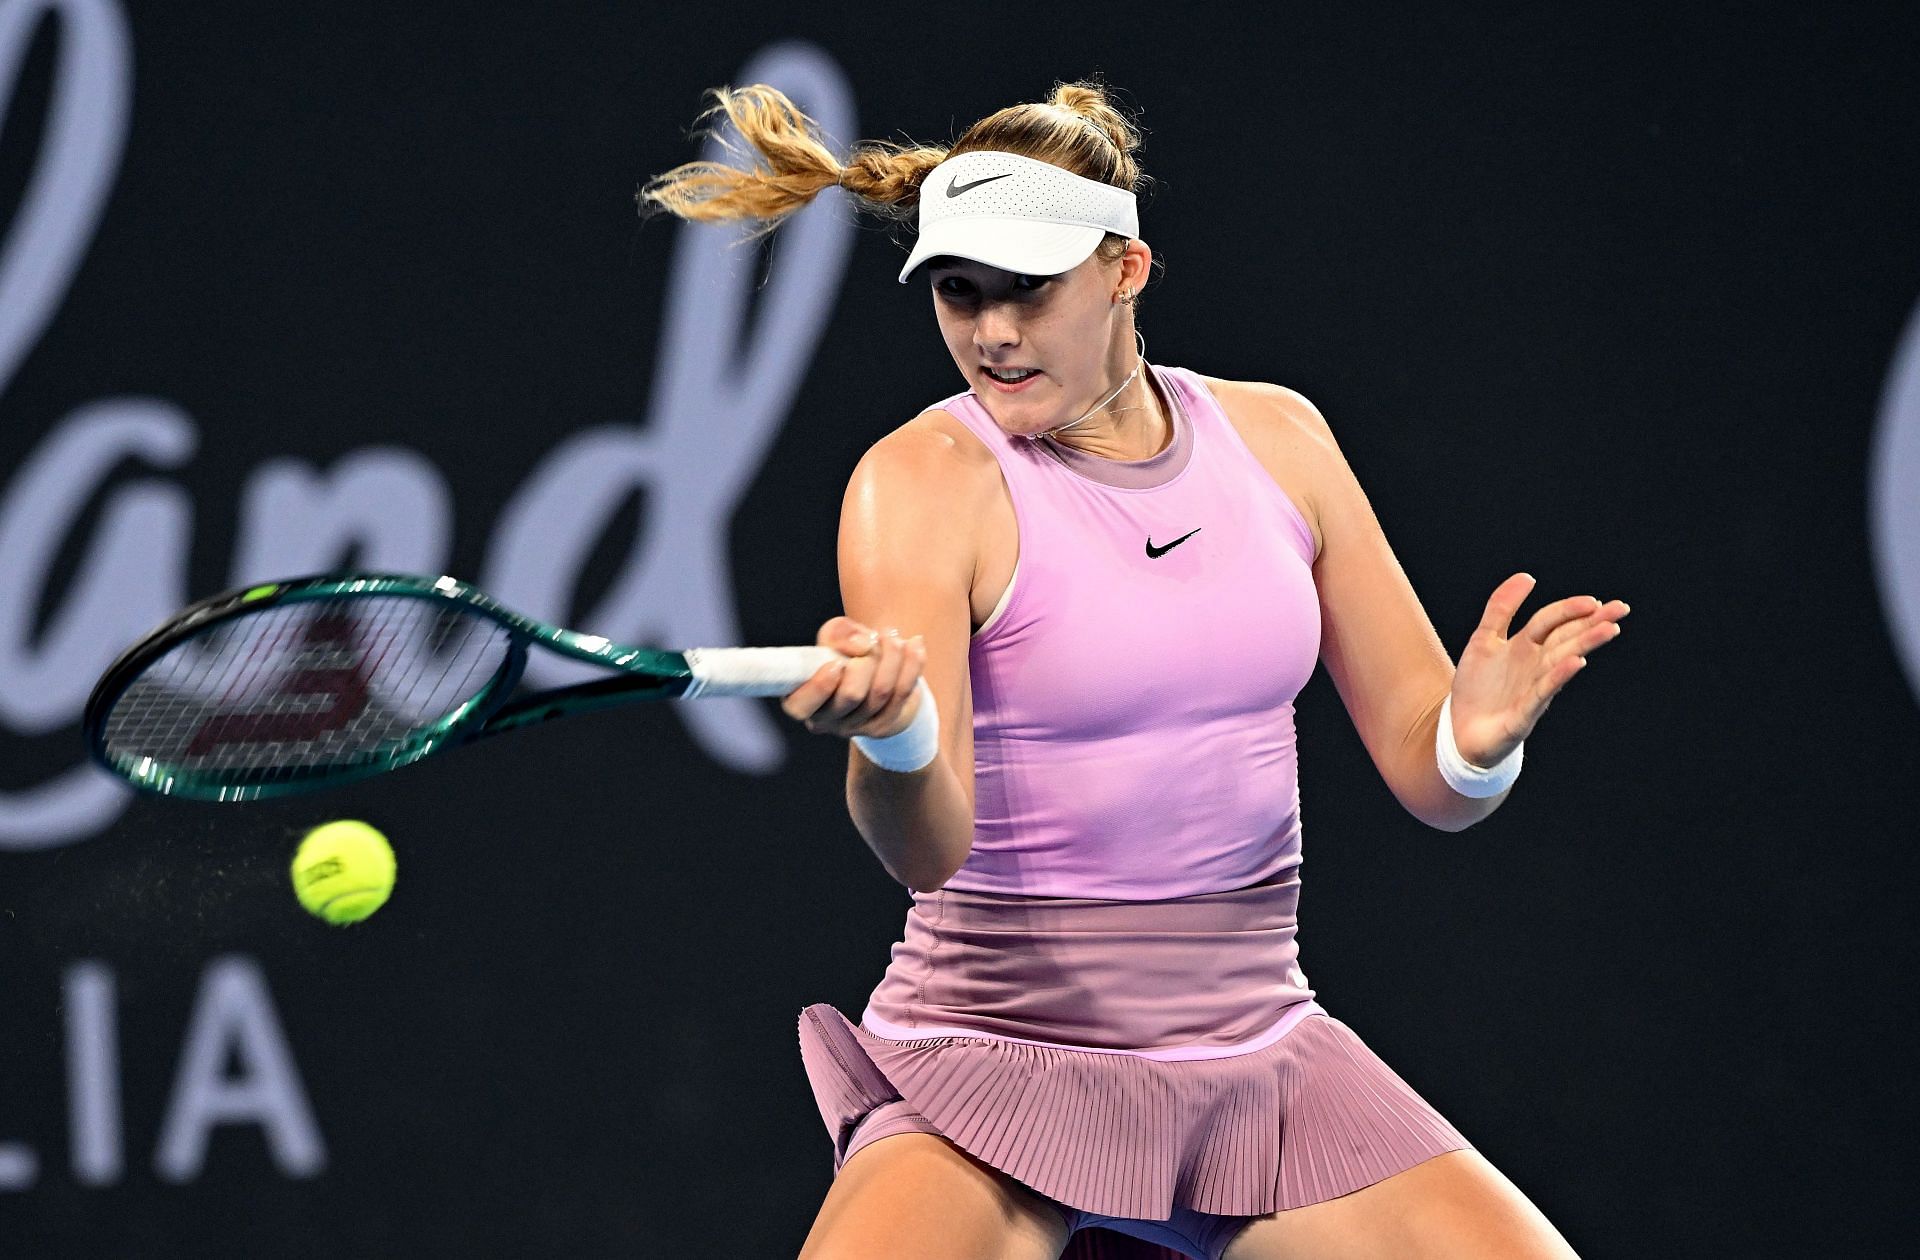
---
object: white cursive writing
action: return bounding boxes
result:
[0,5,858,847]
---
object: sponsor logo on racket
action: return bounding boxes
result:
[184,611,375,756]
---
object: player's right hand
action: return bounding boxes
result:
[780,616,926,741]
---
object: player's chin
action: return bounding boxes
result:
[979,387,1064,436]
[986,410,1056,441]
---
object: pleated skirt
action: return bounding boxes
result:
[798,997,1471,1225]
[798,866,1472,1254]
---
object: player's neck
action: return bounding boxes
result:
[1047,362,1170,463]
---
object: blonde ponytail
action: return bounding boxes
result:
[640,76,1153,286]
[637,84,948,240]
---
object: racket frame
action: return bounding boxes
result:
[84,572,698,802]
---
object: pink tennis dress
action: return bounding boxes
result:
[798,364,1471,1260]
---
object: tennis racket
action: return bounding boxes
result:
[84,572,850,801]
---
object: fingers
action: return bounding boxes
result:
[816,639,884,725]
[1475,572,1536,641]
[867,636,929,737]
[860,632,931,735]
[1458,580,1631,750]
[852,628,911,725]
[778,654,851,724]
[782,619,927,739]
[816,616,880,655]
[1477,565,1632,650]
[822,623,881,724]
[819,629,925,736]
[1536,597,1631,656]
[1529,600,1630,708]
[783,618,876,723]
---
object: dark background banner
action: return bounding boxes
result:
[2,1,1916,1255]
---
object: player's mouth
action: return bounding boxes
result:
[982,365,1044,392]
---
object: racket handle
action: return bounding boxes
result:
[681,646,846,698]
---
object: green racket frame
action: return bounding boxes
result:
[83,573,711,802]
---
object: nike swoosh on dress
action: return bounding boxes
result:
[1145,528,1202,558]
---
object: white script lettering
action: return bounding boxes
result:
[0,5,858,847]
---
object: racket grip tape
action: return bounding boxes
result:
[681,646,845,698]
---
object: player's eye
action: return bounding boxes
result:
[935,275,1049,300]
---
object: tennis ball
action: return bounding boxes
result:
[291,820,395,925]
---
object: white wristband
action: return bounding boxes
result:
[1436,692,1522,798]
[851,679,939,773]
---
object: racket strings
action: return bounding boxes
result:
[100,598,514,782]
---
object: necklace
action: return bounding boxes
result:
[1022,328,1154,443]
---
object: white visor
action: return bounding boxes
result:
[897,150,1139,284]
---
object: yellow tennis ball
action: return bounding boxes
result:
[291,820,395,925]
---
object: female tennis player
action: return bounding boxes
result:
[641,80,1622,1260]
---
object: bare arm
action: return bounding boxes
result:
[781,418,982,890]
[1271,387,1507,832]
[1242,384,1629,827]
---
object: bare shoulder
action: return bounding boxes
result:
[850,407,998,497]
[1199,375,1336,450]
[1194,375,1335,561]
[840,407,1000,582]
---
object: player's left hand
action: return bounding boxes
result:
[1448,573,1629,767]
